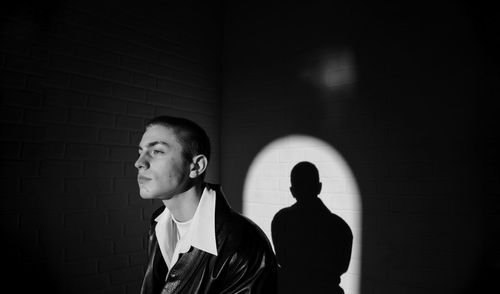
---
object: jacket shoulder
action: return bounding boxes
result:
[211,184,274,254]
[218,211,273,253]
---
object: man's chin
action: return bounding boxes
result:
[139,187,178,201]
[139,188,156,199]
[139,194,152,199]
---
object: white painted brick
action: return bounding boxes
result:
[322,180,346,193]
[321,194,357,210]
[258,163,283,177]
[277,163,291,177]
[244,203,261,218]
[351,244,362,262]
[257,148,279,163]
[254,177,278,190]
[243,203,280,219]
[286,136,327,148]
[335,210,361,229]
[351,228,362,246]
[278,177,291,191]
[246,189,282,204]
[317,162,349,179]
[277,148,293,163]
[346,258,360,274]
[340,273,360,294]
[280,192,296,206]
[258,218,273,236]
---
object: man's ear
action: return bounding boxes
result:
[189,154,208,179]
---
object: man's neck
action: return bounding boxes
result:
[162,182,205,222]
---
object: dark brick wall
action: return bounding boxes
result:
[1,1,221,293]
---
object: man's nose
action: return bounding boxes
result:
[135,153,150,170]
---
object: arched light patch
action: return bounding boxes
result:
[243,135,362,294]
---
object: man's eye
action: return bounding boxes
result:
[152,150,164,155]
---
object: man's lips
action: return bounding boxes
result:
[138,175,152,184]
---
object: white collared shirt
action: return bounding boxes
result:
[154,186,218,275]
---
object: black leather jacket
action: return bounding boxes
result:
[140,184,278,294]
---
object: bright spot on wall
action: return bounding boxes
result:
[300,48,356,92]
[243,135,361,294]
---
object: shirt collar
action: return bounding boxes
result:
[155,185,218,256]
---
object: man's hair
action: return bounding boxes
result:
[145,115,211,165]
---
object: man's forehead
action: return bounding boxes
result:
[140,125,178,145]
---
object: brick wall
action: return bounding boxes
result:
[1,1,221,293]
[221,2,491,294]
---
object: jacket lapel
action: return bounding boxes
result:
[141,227,169,294]
[166,247,210,294]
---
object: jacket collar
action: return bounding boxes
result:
[155,184,218,256]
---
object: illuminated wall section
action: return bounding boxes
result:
[243,135,361,294]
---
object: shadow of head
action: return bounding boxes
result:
[290,161,322,202]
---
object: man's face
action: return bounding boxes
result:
[135,124,192,200]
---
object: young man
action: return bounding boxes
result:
[135,116,277,294]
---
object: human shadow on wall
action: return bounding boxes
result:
[271,162,353,294]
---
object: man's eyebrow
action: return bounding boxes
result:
[138,141,169,150]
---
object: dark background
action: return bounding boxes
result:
[1,0,498,293]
